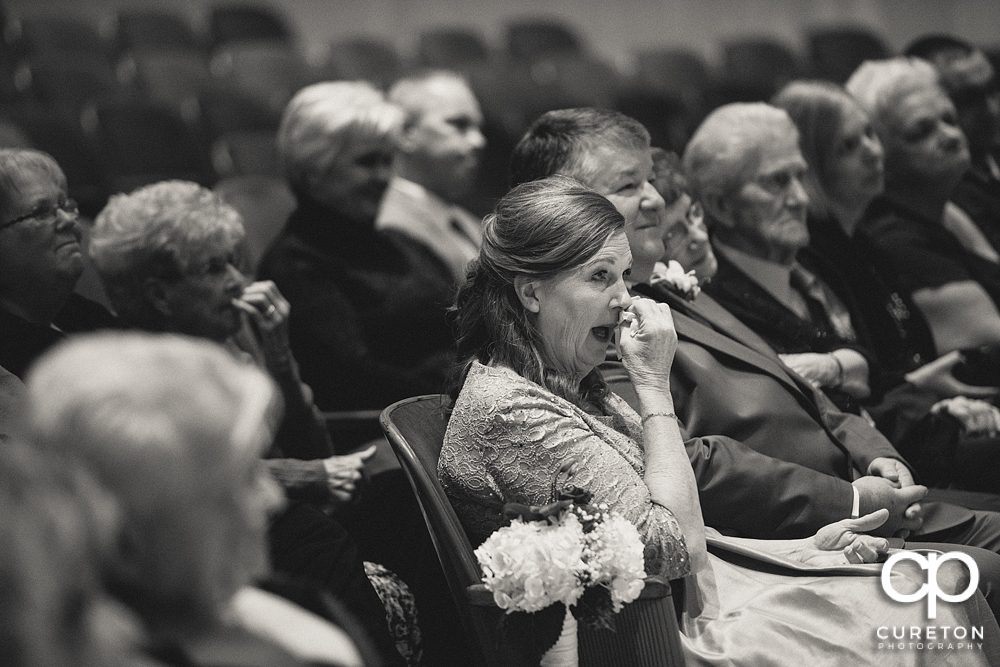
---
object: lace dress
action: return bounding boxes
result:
[440,361,1000,666]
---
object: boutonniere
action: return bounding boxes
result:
[649,260,700,301]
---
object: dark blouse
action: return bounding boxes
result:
[256,195,457,413]
[0,292,117,379]
[861,193,1000,313]
[807,212,936,383]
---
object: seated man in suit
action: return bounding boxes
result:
[508,106,1000,556]
[376,70,486,284]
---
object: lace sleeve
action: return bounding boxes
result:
[441,363,690,579]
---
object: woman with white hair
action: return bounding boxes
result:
[257,81,456,420]
[0,442,149,667]
[848,57,1000,362]
[24,332,365,667]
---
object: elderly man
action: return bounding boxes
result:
[509,107,1000,558]
[376,71,485,284]
[692,103,874,414]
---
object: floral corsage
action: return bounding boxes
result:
[474,486,647,663]
[649,260,700,301]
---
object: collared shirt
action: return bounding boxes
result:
[376,176,481,283]
[715,240,856,340]
[715,241,812,320]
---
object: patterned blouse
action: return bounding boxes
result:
[439,361,690,580]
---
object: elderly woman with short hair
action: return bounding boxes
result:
[848,57,1000,358]
[257,81,456,417]
[24,332,365,667]
[0,148,116,380]
[88,180,407,667]
[260,80,473,667]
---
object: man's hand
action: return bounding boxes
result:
[853,475,927,538]
[778,352,839,389]
[798,509,892,566]
[867,457,916,488]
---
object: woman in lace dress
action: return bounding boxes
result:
[439,175,1000,665]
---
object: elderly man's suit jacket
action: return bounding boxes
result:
[606,281,978,539]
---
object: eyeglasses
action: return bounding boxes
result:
[663,201,705,246]
[0,198,79,232]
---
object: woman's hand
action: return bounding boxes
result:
[232,281,293,374]
[797,509,891,566]
[618,297,677,393]
[931,396,1000,437]
[323,444,377,504]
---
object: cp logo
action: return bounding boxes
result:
[881,551,979,618]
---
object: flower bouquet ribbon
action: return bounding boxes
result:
[475,486,647,666]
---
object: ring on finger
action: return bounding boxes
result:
[265,304,276,317]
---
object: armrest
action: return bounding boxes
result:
[465,577,674,606]
[466,582,499,607]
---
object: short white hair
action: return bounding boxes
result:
[683,102,798,207]
[277,81,404,195]
[846,57,941,131]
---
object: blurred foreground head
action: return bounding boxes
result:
[0,442,143,667]
[24,331,285,636]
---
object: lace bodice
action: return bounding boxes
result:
[439,361,690,580]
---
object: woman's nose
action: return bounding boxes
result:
[53,207,79,233]
[467,127,486,151]
[863,134,884,162]
[940,123,967,150]
[225,263,249,291]
[613,282,633,310]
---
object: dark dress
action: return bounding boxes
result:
[952,166,1000,258]
[256,195,457,415]
[806,213,936,384]
[861,193,1000,315]
[0,292,117,379]
[257,196,473,667]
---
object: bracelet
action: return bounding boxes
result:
[641,412,681,426]
[830,353,844,388]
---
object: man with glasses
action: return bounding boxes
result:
[0,148,116,379]
[907,35,1000,253]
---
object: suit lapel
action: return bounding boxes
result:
[635,282,827,415]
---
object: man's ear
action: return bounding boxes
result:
[142,277,173,318]
[395,113,423,153]
[703,191,736,230]
[513,275,541,313]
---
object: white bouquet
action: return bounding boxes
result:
[475,487,647,627]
